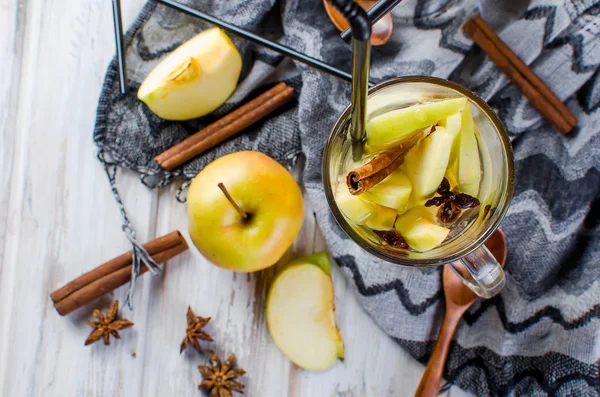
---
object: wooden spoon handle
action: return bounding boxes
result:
[413,308,463,397]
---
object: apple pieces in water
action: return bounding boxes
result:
[138,28,242,120]
[401,126,454,200]
[395,206,449,252]
[359,168,412,213]
[336,185,397,230]
[446,105,481,197]
[366,98,467,148]
[266,253,344,370]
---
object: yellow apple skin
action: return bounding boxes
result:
[138,28,242,120]
[187,151,303,272]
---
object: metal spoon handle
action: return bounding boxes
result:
[351,38,370,145]
[326,0,371,152]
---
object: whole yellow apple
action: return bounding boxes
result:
[187,151,304,272]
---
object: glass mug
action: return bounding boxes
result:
[323,76,515,298]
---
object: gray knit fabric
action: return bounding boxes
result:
[94,0,600,395]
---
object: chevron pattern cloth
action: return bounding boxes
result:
[94,0,600,395]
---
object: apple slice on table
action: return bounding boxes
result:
[187,151,303,272]
[401,126,454,200]
[267,252,344,370]
[366,97,467,148]
[138,28,242,120]
[359,168,412,213]
[445,104,481,197]
[335,185,397,230]
[395,206,450,252]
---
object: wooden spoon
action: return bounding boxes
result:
[323,0,394,46]
[414,228,507,397]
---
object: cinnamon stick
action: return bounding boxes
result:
[51,231,188,315]
[155,82,296,170]
[347,128,428,195]
[463,15,577,135]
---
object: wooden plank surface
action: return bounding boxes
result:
[0,1,470,396]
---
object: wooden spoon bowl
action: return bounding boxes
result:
[414,228,507,397]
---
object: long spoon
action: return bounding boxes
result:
[414,228,508,397]
[326,0,372,160]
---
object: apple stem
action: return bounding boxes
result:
[218,183,248,219]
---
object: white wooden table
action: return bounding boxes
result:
[0,1,470,396]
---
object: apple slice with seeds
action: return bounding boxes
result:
[366,97,467,148]
[267,252,344,370]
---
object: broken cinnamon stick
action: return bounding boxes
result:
[51,231,188,315]
[155,82,296,171]
[463,15,577,135]
[346,128,429,195]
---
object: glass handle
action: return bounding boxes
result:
[448,244,505,299]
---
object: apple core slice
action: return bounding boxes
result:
[395,206,449,252]
[267,253,344,370]
[366,98,467,148]
[138,28,242,120]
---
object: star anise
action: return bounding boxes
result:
[425,178,480,223]
[85,300,133,346]
[198,351,246,397]
[180,306,213,354]
[374,229,408,248]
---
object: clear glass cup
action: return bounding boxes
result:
[323,76,515,298]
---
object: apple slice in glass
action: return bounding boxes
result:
[366,97,467,148]
[395,206,450,252]
[401,126,454,200]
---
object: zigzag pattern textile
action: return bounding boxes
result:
[93,0,600,395]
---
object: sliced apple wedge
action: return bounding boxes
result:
[335,184,397,229]
[364,204,398,230]
[335,184,374,224]
[442,112,463,188]
[359,168,412,213]
[445,104,481,196]
[366,98,467,148]
[456,104,481,197]
[138,28,242,120]
[267,253,344,370]
[395,206,449,252]
[401,126,454,199]
[441,111,462,138]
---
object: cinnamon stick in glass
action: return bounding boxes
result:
[346,127,428,195]
[155,82,296,171]
[50,231,188,315]
[463,15,577,135]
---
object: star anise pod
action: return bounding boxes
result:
[374,229,408,248]
[198,351,246,397]
[425,178,480,223]
[180,306,213,354]
[85,300,133,346]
